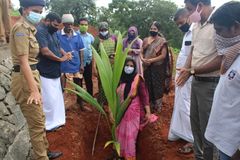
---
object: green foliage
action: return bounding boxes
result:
[46,0,182,48]
[67,33,131,155]
[97,0,183,48]
[65,82,106,115]
[11,9,20,16]
[47,0,97,24]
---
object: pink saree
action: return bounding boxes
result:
[116,74,149,158]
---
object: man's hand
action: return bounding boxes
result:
[176,67,191,86]
[27,91,42,105]
[232,150,240,160]
[60,53,72,62]
[66,52,73,60]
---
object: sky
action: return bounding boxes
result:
[12,0,237,9]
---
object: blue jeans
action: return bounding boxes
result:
[219,150,231,160]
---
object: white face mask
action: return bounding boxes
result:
[100,31,108,37]
[124,66,134,74]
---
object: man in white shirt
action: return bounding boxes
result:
[205,2,240,160]
[168,8,194,153]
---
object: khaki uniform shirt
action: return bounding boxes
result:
[10,17,39,65]
[191,21,219,77]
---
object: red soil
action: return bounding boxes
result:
[47,78,194,160]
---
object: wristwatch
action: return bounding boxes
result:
[190,68,195,75]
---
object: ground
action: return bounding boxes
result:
[47,77,194,160]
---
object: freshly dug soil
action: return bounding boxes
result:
[47,78,194,160]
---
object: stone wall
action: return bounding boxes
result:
[0,46,31,160]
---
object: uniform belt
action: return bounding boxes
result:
[194,76,220,83]
[13,64,37,72]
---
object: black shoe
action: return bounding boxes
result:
[47,151,63,159]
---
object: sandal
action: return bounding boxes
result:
[177,143,193,154]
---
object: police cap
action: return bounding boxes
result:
[20,0,46,7]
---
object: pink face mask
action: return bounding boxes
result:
[189,4,202,23]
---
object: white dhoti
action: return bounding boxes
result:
[168,26,194,143]
[168,51,193,143]
[168,77,193,143]
[40,76,66,131]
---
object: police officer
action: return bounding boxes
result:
[10,0,62,159]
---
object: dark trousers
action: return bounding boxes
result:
[190,78,218,160]
[83,62,93,96]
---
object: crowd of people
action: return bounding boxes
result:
[7,0,240,159]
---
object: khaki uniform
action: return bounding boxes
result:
[190,21,219,160]
[10,17,49,160]
[0,0,11,43]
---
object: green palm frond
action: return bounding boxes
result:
[67,32,134,156]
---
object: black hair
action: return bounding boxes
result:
[79,17,89,23]
[45,12,61,23]
[184,0,211,6]
[121,56,137,99]
[211,1,240,29]
[174,8,188,21]
[19,7,23,15]
[124,56,137,72]
[151,21,161,30]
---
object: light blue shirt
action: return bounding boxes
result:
[79,32,94,66]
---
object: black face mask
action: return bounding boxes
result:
[179,23,190,33]
[48,25,58,34]
[149,31,158,37]
[128,33,136,41]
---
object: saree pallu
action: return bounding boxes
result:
[116,75,149,158]
[142,36,168,103]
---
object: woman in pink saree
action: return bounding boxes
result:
[116,57,151,160]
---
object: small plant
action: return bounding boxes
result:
[66,33,133,155]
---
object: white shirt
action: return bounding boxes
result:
[176,24,193,69]
[205,55,240,156]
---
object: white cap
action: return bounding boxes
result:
[62,14,74,23]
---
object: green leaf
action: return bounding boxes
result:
[66,82,106,116]
[116,96,131,125]
[99,43,113,82]
[112,33,128,91]
[104,141,121,156]
[114,142,121,156]
[92,47,114,108]
[104,140,115,149]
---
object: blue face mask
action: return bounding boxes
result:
[26,11,42,25]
